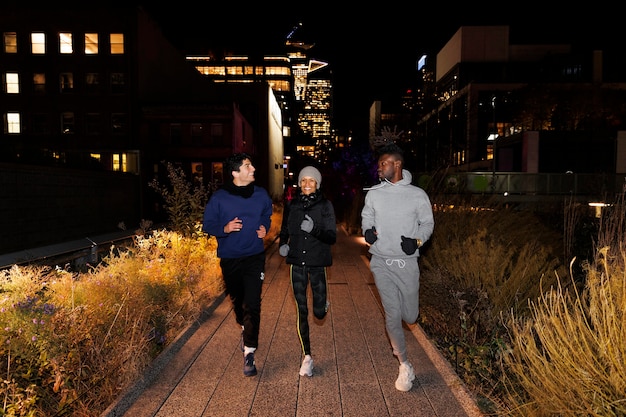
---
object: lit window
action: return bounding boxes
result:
[5,112,20,133]
[4,32,17,53]
[110,33,124,54]
[31,32,45,54]
[204,66,226,76]
[5,73,19,93]
[85,33,98,54]
[60,73,73,93]
[59,32,72,54]
[61,112,74,134]
[112,153,127,172]
[33,73,45,93]
[226,67,241,76]
[212,162,224,184]
[121,154,128,171]
[191,162,203,185]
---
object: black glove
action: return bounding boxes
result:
[364,227,377,244]
[401,236,419,255]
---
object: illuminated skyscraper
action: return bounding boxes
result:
[187,22,333,162]
[285,23,332,160]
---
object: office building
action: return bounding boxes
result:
[0,6,284,253]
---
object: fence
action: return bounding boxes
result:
[424,172,625,203]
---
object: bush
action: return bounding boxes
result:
[0,228,223,416]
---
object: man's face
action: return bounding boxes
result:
[233,158,255,186]
[377,153,398,181]
[300,176,317,195]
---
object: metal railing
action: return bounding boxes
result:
[428,172,625,202]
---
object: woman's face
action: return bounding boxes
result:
[300,176,317,195]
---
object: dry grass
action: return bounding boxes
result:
[417,193,626,416]
[422,203,566,318]
[501,247,626,416]
[417,198,593,414]
[0,206,282,417]
[500,196,626,416]
[0,227,223,416]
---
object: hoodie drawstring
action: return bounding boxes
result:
[385,258,406,268]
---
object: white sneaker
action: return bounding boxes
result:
[299,355,313,377]
[395,362,415,391]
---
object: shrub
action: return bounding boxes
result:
[0,229,223,416]
[149,161,214,237]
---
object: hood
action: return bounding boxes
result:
[363,169,413,191]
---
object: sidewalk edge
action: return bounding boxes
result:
[410,324,484,417]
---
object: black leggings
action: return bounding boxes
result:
[290,265,328,356]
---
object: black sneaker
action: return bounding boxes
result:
[243,352,257,377]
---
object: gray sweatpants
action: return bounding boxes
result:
[369,255,420,363]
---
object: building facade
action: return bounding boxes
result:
[0,6,284,253]
[415,26,626,175]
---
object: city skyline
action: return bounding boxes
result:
[145,4,622,137]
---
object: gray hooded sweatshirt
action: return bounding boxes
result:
[361,169,434,258]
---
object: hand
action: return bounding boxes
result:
[364,227,377,244]
[256,225,267,239]
[401,236,419,255]
[225,217,243,233]
[279,244,289,257]
[300,214,314,233]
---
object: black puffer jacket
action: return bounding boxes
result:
[279,191,336,266]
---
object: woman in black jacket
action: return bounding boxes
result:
[278,166,337,377]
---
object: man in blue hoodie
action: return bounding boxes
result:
[202,153,273,377]
[361,143,434,392]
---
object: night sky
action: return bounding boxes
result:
[142,3,621,137]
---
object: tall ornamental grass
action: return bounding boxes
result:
[501,196,626,416]
[0,227,223,416]
[423,203,566,316]
[419,198,570,413]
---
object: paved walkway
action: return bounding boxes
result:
[102,226,483,417]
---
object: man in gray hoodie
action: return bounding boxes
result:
[361,143,435,392]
